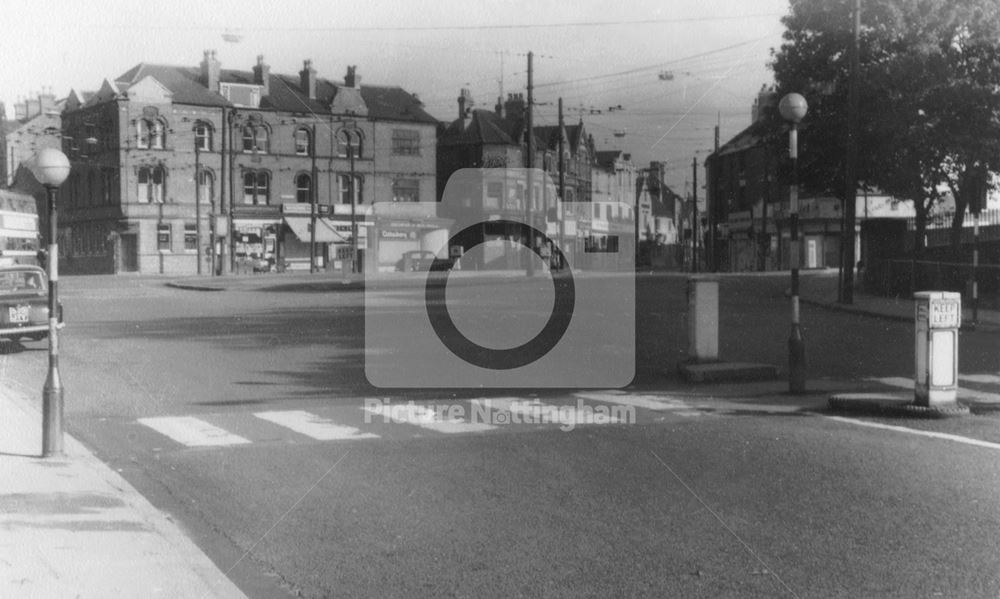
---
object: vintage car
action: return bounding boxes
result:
[0,265,63,342]
[394,250,439,272]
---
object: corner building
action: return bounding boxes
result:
[59,51,437,274]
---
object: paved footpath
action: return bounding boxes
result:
[0,382,247,599]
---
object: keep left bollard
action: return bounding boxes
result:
[914,291,961,407]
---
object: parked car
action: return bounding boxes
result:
[394,250,440,272]
[0,265,63,342]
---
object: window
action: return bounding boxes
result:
[157,223,171,251]
[295,173,312,203]
[184,224,197,251]
[486,182,503,209]
[243,170,270,205]
[194,122,213,151]
[137,166,165,203]
[391,129,420,156]
[294,128,311,156]
[338,174,363,205]
[102,169,114,205]
[593,205,600,219]
[197,170,214,205]
[242,125,269,153]
[137,119,165,149]
[336,130,362,157]
[391,178,419,203]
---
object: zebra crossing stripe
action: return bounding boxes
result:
[363,402,497,434]
[472,398,625,426]
[254,410,378,441]
[574,391,702,416]
[137,416,250,447]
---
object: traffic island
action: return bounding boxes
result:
[676,276,780,384]
[828,392,970,418]
[678,361,780,383]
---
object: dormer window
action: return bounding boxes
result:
[220,83,262,108]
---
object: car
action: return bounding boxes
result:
[394,250,441,272]
[0,265,63,342]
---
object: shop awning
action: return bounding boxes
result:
[283,217,348,243]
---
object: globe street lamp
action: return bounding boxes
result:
[30,148,71,457]
[779,93,808,394]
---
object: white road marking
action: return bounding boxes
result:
[574,391,703,416]
[959,374,1000,385]
[137,416,250,447]
[473,398,625,426]
[363,402,496,433]
[254,410,378,440]
[824,415,1000,450]
[867,376,1000,403]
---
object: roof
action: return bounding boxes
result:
[440,109,519,146]
[107,62,436,123]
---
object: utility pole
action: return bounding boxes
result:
[711,120,719,271]
[840,0,860,303]
[195,140,202,275]
[309,123,318,273]
[525,50,535,277]
[692,156,699,273]
[558,97,566,270]
[348,127,358,274]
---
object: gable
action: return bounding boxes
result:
[125,75,173,104]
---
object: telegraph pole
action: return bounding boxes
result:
[840,0,861,303]
[692,156,699,273]
[558,97,566,270]
[525,50,535,277]
[710,120,719,271]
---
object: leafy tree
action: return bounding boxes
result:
[771,0,1000,257]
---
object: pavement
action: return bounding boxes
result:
[0,381,248,598]
[2,268,996,598]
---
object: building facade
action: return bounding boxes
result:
[59,51,438,275]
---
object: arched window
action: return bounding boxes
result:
[336,129,362,158]
[137,119,166,149]
[295,173,312,203]
[243,170,269,205]
[194,121,213,151]
[242,125,269,153]
[294,128,311,156]
[137,166,166,203]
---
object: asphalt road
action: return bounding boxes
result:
[2,271,999,598]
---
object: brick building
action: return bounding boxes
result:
[59,51,437,275]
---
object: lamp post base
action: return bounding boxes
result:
[789,323,806,394]
[42,368,64,457]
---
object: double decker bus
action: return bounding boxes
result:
[0,189,41,267]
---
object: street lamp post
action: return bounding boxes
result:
[194,136,203,275]
[31,148,71,457]
[779,93,808,394]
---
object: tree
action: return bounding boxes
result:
[771,0,1000,257]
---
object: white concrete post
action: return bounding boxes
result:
[914,291,960,406]
[688,276,719,362]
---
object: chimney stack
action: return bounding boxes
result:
[200,50,220,91]
[495,96,503,116]
[253,55,270,96]
[457,88,473,120]
[344,65,361,89]
[300,59,317,99]
[751,84,777,123]
[503,93,525,122]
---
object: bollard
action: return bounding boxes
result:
[914,291,960,406]
[688,276,719,362]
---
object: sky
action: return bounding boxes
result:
[2,0,790,195]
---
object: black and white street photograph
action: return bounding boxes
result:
[1,1,999,597]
